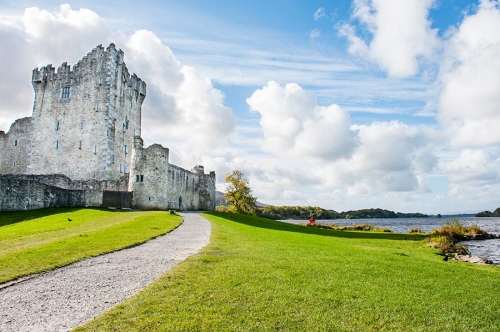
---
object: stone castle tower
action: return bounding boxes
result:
[29,44,145,180]
[0,43,216,211]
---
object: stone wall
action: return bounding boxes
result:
[0,173,128,191]
[0,177,102,211]
[29,44,146,181]
[0,117,31,174]
[128,137,216,210]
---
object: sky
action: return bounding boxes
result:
[0,0,499,214]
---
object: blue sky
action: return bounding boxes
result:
[1,0,500,214]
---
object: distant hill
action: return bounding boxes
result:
[216,191,268,208]
[476,207,500,217]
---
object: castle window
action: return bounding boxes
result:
[13,161,16,167]
[61,87,70,99]
[122,74,126,82]
[78,141,82,149]
[119,163,123,173]
[94,146,97,155]
[125,120,129,129]
[98,78,103,85]
[95,104,99,111]
[14,140,17,146]
[93,171,96,179]
[129,88,133,96]
[135,175,144,183]
[106,129,110,137]
[55,121,60,131]
[148,197,151,201]
[78,122,84,129]
[55,140,59,150]
[129,101,132,109]
[124,145,128,154]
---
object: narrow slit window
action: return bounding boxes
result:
[95,104,99,111]
[14,140,17,146]
[78,141,82,149]
[13,161,16,167]
[136,175,140,182]
[119,163,123,173]
[106,129,110,137]
[94,146,97,155]
[129,88,133,96]
[55,140,59,150]
[78,122,84,130]
[111,154,115,163]
[61,87,70,99]
[129,101,132,109]
[124,145,128,154]
[140,175,144,182]
[55,121,60,131]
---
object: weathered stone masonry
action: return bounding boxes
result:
[0,44,216,211]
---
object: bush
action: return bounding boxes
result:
[408,228,421,233]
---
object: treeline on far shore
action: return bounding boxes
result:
[255,206,429,220]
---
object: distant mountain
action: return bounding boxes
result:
[216,191,268,207]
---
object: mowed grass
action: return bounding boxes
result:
[76,212,500,331]
[0,208,181,283]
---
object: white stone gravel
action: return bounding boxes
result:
[0,212,211,332]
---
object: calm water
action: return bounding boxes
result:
[281,217,500,264]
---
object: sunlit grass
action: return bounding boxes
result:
[76,212,499,331]
[0,208,181,283]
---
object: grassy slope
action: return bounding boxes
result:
[0,208,182,283]
[76,212,500,331]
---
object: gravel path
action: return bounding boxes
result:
[0,212,211,332]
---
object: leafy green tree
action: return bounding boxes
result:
[224,170,257,215]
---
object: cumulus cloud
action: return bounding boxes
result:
[437,0,500,148]
[125,30,235,149]
[247,81,357,160]
[339,0,439,77]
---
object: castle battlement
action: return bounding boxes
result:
[31,43,146,96]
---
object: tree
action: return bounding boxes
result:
[224,170,257,215]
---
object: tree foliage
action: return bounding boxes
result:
[224,170,257,215]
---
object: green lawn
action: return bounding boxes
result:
[0,208,182,283]
[75,212,500,331]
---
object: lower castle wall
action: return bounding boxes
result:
[1,174,128,191]
[0,177,102,211]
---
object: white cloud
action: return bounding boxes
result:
[340,0,439,77]
[309,29,321,40]
[437,0,500,148]
[314,7,327,20]
[246,81,357,161]
[125,30,235,150]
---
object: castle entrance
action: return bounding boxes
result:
[102,191,133,209]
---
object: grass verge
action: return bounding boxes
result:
[0,208,181,283]
[75,212,499,331]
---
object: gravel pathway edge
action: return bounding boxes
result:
[0,212,211,332]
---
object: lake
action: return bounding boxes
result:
[281,216,500,264]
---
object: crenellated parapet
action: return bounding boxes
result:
[31,43,146,98]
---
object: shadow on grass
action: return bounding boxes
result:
[0,207,124,228]
[204,212,426,241]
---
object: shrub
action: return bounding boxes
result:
[408,228,421,233]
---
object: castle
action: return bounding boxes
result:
[0,44,216,211]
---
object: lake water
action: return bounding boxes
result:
[281,216,500,264]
